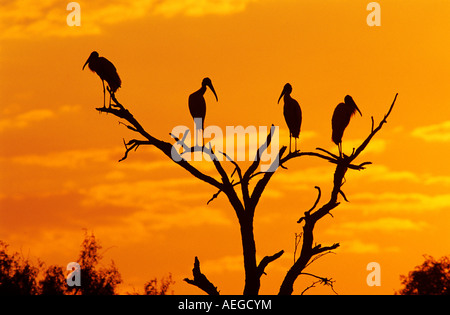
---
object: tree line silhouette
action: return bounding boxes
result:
[0,232,174,295]
[2,232,449,294]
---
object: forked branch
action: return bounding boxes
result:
[184,257,219,295]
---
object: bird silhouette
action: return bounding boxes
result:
[331,95,362,157]
[278,83,302,153]
[83,51,121,108]
[188,77,218,147]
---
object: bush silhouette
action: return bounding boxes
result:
[1,233,171,295]
[397,255,450,295]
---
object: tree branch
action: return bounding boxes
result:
[257,250,284,278]
[300,273,338,295]
[97,95,223,191]
[184,257,219,295]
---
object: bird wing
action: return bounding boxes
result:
[284,100,302,138]
[188,91,206,130]
[98,57,121,92]
[331,103,351,144]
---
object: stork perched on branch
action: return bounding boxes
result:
[331,95,362,157]
[188,77,218,147]
[278,83,302,153]
[83,51,121,108]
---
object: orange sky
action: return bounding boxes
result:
[1,0,450,294]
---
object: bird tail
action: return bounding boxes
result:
[332,129,343,146]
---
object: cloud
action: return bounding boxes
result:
[82,177,214,209]
[327,217,428,235]
[272,164,419,193]
[120,204,232,232]
[325,138,387,156]
[12,147,122,168]
[352,164,419,183]
[0,109,55,132]
[347,192,450,213]
[337,240,399,254]
[0,0,258,39]
[201,255,244,274]
[344,138,386,155]
[273,166,334,188]
[0,105,80,133]
[154,0,257,17]
[412,120,450,142]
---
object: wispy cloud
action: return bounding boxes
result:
[325,138,387,156]
[0,109,54,132]
[272,164,420,193]
[0,105,80,133]
[337,240,399,254]
[412,120,450,142]
[327,217,428,235]
[352,164,420,183]
[0,0,258,39]
[153,0,257,17]
[12,147,122,168]
[201,255,244,274]
[347,192,450,213]
[122,204,232,231]
[82,177,214,209]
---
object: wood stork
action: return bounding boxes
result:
[188,77,218,147]
[278,83,302,153]
[83,51,121,108]
[331,95,362,157]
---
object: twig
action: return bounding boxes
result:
[300,273,338,295]
[119,121,138,132]
[297,186,321,223]
[293,232,303,263]
[119,139,151,162]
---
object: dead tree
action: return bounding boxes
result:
[96,92,397,295]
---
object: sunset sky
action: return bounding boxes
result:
[1,0,450,294]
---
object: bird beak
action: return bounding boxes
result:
[355,104,362,116]
[207,82,218,102]
[82,57,90,70]
[278,88,285,104]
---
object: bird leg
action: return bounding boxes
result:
[195,128,200,149]
[201,129,204,149]
[338,143,342,158]
[101,80,106,108]
[289,134,292,154]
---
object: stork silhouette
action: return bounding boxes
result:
[83,51,121,108]
[331,95,362,157]
[278,83,302,153]
[188,77,218,148]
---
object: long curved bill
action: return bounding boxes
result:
[278,89,285,104]
[355,104,362,116]
[82,57,90,70]
[207,83,218,101]
[83,59,89,70]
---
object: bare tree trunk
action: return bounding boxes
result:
[240,214,259,295]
